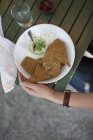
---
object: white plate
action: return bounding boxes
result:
[14,24,75,84]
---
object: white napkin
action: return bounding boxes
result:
[0,16,17,93]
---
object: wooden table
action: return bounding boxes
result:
[0,0,93,91]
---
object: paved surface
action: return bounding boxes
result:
[0,83,93,140]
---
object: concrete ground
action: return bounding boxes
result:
[0,83,93,140]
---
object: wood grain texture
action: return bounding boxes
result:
[0,0,13,17]
[70,0,93,44]
[49,0,73,26]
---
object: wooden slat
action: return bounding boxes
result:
[0,0,13,17]
[49,0,73,26]
[60,0,86,33]
[35,0,61,24]
[2,0,16,34]
[76,13,93,50]
[69,0,93,44]
[13,28,25,43]
[54,14,93,91]
[5,0,36,41]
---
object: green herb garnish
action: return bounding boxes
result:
[33,37,46,53]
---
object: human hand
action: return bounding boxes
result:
[18,72,56,101]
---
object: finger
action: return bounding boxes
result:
[18,72,27,83]
[18,72,24,82]
[20,73,27,81]
[21,81,39,90]
[22,75,27,81]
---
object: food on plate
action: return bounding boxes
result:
[36,58,42,65]
[43,39,69,76]
[43,58,61,76]
[21,57,37,75]
[28,64,52,83]
[21,57,52,83]
[43,39,69,65]
[28,37,46,54]
[21,39,69,82]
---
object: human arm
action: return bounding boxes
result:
[18,73,93,111]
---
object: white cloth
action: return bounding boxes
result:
[0,16,17,93]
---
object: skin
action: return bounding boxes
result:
[18,72,93,111]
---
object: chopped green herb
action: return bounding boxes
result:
[33,37,46,53]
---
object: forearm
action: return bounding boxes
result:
[50,91,93,110]
[69,92,93,110]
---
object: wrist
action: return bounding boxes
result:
[50,91,64,104]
